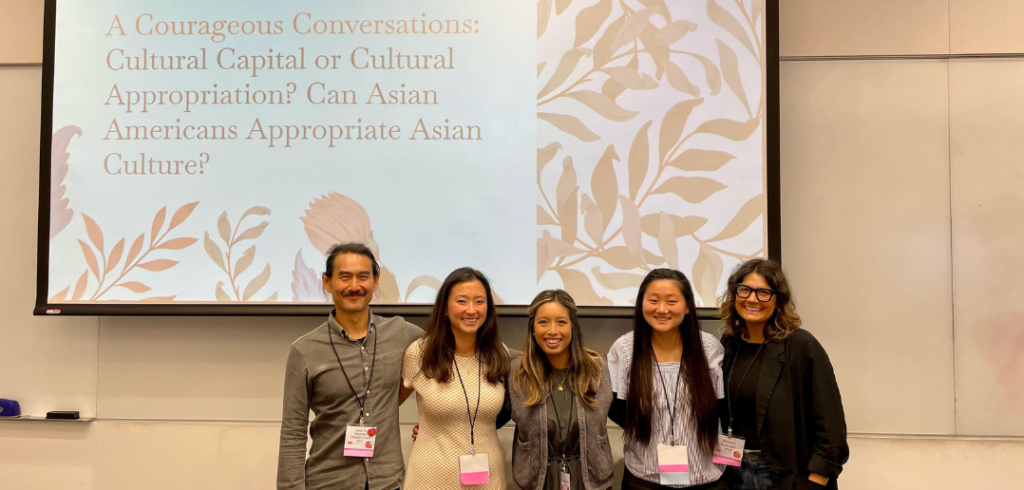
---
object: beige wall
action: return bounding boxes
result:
[2,1,1023,489]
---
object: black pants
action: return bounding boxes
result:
[621,466,728,490]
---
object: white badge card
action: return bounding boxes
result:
[559,470,571,490]
[459,453,490,485]
[657,443,689,485]
[343,425,378,458]
[712,434,745,466]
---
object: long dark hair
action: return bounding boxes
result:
[624,269,718,454]
[512,290,603,407]
[719,259,802,342]
[420,267,509,384]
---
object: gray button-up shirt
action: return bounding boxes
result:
[277,312,423,490]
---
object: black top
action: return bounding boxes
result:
[543,369,582,490]
[721,330,849,490]
[727,340,765,450]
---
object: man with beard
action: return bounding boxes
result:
[277,243,424,490]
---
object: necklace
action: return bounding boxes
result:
[555,370,569,391]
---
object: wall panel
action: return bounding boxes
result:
[949,0,1024,54]
[779,60,955,434]
[0,0,44,64]
[780,0,949,57]
[948,59,1024,436]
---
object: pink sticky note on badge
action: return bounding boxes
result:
[459,453,490,485]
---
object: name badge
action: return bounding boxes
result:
[712,434,745,466]
[559,470,571,490]
[459,453,490,485]
[657,443,689,485]
[343,425,377,458]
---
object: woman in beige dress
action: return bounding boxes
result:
[402,267,510,489]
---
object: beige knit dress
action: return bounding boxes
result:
[402,339,506,489]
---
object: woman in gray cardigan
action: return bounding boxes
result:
[507,290,614,490]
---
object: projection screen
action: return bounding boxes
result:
[35,0,780,315]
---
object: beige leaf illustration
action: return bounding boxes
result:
[556,268,612,305]
[151,207,166,240]
[598,246,642,270]
[137,259,178,272]
[538,61,547,77]
[265,292,279,302]
[618,195,643,262]
[404,275,444,302]
[116,281,151,293]
[651,177,727,203]
[217,212,231,244]
[233,222,269,245]
[126,234,144,266]
[693,118,759,141]
[591,144,618,231]
[752,0,765,23]
[78,240,99,280]
[663,60,700,96]
[659,98,704,163]
[592,266,645,290]
[155,237,197,251]
[71,271,88,301]
[592,15,625,67]
[708,0,755,56]
[168,201,199,231]
[542,236,587,258]
[539,48,592,99]
[538,142,561,176]
[538,113,601,142]
[657,212,679,270]
[692,243,724,306]
[82,214,104,255]
[602,78,626,102]
[560,186,578,244]
[555,0,573,15]
[688,52,722,95]
[50,125,80,239]
[612,7,656,53]
[603,66,646,90]
[204,232,227,273]
[644,249,667,266]
[555,156,578,240]
[668,149,736,172]
[628,121,652,200]
[637,0,671,21]
[653,20,697,46]
[234,245,256,279]
[537,237,554,281]
[641,214,708,238]
[106,238,125,274]
[538,205,559,226]
[215,281,232,302]
[707,193,765,242]
[142,295,176,302]
[242,264,271,301]
[301,192,374,255]
[642,73,660,89]
[575,0,612,47]
[376,266,401,303]
[580,194,604,245]
[717,40,750,117]
[241,205,271,220]
[538,0,552,37]
[50,286,69,302]
[565,90,638,122]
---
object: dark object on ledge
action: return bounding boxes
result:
[46,410,80,420]
[0,399,21,417]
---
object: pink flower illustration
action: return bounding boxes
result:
[300,192,379,259]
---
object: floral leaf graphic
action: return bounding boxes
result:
[542,236,587,258]
[126,234,144,266]
[142,295,176,302]
[151,207,166,240]
[591,144,619,231]
[618,195,643,262]
[556,157,578,245]
[538,205,559,226]
[377,266,401,303]
[663,61,700,96]
[707,193,764,242]
[603,66,646,90]
[688,52,722,95]
[538,142,562,175]
[106,238,125,275]
[204,232,227,273]
[539,48,592,99]
[637,0,671,21]
[628,121,652,200]
[301,192,373,255]
[653,20,697,46]
[692,243,724,306]
[233,222,269,245]
[217,212,231,244]
[291,250,323,302]
[537,237,553,281]
[50,287,70,302]
[241,206,271,220]
[155,237,198,250]
[574,0,612,48]
[565,90,639,121]
[78,240,100,280]
[556,268,612,305]
[659,98,704,163]
[538,61,547,77]
[215,282,232,302]
[82,214,104,256]
[168,202,199,231]
[242,264,271,301]
[592,15,625,67]
[50,125,81,239]
[539,113,601,142]
[668,149,736,172]
[71,271,88,301]
[137,259,178,272]
[591,267,645,290]
[650,177,726,203]
[717,40,750,117]
[581,194,604,245]
[233,246,256,279]
[693,118,759,141]
[598,247,642,270]
[708,0,755,57]
[539,0,553,38]
[641,214,708,238]
[116,281,151,293]
[555,0,573,15]
[611,7,656,53]
[404,275,444,302]
[657,212,679,270]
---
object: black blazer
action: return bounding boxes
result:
[721,329,849,490]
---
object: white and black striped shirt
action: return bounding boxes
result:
[607,331,726,487]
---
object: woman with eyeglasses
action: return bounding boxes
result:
[718,259,848,490]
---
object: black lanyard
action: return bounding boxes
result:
[725,340,765,436]
[454,353,482,454]
[548,374,575,472]
[654,351,684,446]
[327,321,378,426]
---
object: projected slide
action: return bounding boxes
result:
[41,0,769,309]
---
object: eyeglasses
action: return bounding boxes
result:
[736,285,776,302]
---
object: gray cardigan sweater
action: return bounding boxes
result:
[508,356,614,490]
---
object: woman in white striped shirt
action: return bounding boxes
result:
[607,269,726,490]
